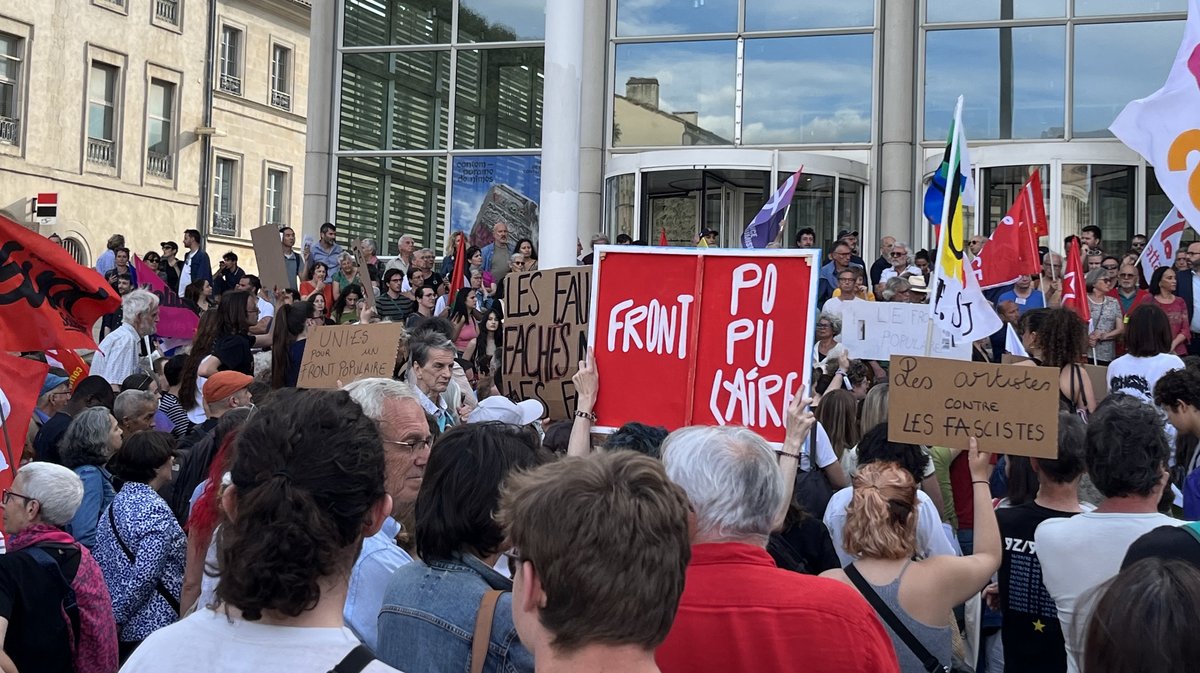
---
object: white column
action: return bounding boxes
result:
[538,0,585,268]
[877,0,917,247]
[575,0,607,246]
[302,0,337,239]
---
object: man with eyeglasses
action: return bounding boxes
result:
[877,241,920,294]
[1131,234,1148,254]
[375,268,411,323]
[342,377,433,651]
[821,270,866,322]
[818,241,863,308]
[1177,240,1200,355]
[1106,264,1148,357]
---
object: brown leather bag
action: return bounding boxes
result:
[470,589,505,673]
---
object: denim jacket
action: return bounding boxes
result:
[377,552,533,673]
[68,465,115,550]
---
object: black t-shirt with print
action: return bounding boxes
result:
[996,502,1079,673]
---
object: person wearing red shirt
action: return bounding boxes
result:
[657,410,900,673]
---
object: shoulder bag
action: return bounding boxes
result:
[844,563,973,673]
[470,589,505,673]
[106,505,181,614]
[327,645,375,673]
[792,423,834,519]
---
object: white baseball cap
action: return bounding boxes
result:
[467,396,545,426]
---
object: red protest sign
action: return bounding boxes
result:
[589,247,819,443]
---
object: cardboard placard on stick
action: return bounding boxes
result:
[351,239,376,309]
[501,267,591,420]
[888,355,1059,458]
[250,225,290,292]
[297,322,404,389]
[1000,354,1109,404]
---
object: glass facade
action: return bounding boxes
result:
[337,0,544,252]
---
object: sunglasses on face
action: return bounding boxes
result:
[1118,273,1136,279]
[1102,265,1118,270]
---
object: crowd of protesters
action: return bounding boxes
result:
[4,222,1200,673]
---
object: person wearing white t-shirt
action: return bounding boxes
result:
[824,424,959,566]
[876,241,921,292]
[237,275,276,335]
[1035,397,1182,673]
[1107,304,1186,403]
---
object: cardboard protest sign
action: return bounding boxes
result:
[351,240,376,310]
[250,225,290,292]
[1002,354,1110,405]
[889,355,1059,458]
[840,301,972,361]
[589,246,818,443]
[501,267,590,420]
[297,322,404,389]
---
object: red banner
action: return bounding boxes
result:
[590,247,818,443]
[447,232,468,300]
[0,215,120,351]
[133,254,199,339]
[0,354,51,489]
[971,171,1045,289]
[1062,238,1091,323]
[46,348,89,390]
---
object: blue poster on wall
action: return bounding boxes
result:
[451,155,541,249]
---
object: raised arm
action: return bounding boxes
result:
[566,349,598,457]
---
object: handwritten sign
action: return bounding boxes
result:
[888,355,1059,458]
[501,267,590,420]
[589,247,818,443]
[250,225,290,292]
[297,322,405,389]
[840,301,972,361]
[1002,354,1109,404]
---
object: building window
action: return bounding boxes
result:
[265,168,287,225]
[154,0,179,25]
[213,156,239,235]
[147,79,174,178]
[270,44,291,110]
[219,25,242,95]
[87,62,119,167]
[0,33,20,146]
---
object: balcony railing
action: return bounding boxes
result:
[212,212,237,236]
[0,116,18,145]
[147,151,172,178]
[218,73,242,95]
[86,138,116,167]
[270,89,291,111]
[154,0,178,24]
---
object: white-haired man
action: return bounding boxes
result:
[0,462,118,673]
[343,377,432,651]
[91,289,160,388]
[385,234,417,275]
[656,400,900,673]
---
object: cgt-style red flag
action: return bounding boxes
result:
[659,229,668,246]
[0,353,51,490]
[1062,237,1091,323]
[46,348,89,390]
[0,214,121,351]
[447,232,468,300]
[971,171,1046,289]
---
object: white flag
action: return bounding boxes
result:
[1139,209,1189,284]
[1005,324,1028,358]
[1110,0,1200,230]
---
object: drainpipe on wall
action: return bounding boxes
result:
[198,0,218,244]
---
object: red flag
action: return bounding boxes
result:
[0,353,50,490]
[659,229,668,246]
[971,171,1046,289]
[46,348,89,390]
[133,254,199,339]
[447,232,468,300]
[0,214,121,351]
[1062,238,1091,323]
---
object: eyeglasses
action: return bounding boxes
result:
[1102,264,1119,270]
[816,322,832,328]
[1118,273,1137,279]
[2,489,35,507]
[383,437,433,454]
[890,252,907,258]
[838,277,856,283]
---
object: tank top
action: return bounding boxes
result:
[864,559,953,673]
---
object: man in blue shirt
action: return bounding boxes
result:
[997,274,1045,315]
[306,222,344,279]
[178,229,212,293]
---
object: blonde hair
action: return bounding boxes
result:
[842,462,918,560]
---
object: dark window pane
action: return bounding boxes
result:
[343,0,452,46]
[453,48,543,149]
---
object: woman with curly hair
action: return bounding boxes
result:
[822,450,1000,673]
[1023,308,1095,416]
[121,389,400,672]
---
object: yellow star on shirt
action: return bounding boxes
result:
[1032,620,1046,633]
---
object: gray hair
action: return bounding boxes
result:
[1085,267,1108,292]
[344,378,419,423]
[409,333,456,368]
[882,276,911,301]
[122,289,160,324]
[661,425,787,544]
[337,251,356,265]
[360,238,377,253]
[417,248,434,257]
[114,389,158,422]
[819,310,842,336]
[399,234,415,245]
[16,462,84,526]
[591,232,609,244]
[58,406,116,469]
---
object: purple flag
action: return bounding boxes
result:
[741,168,804,249]
[134,255,200,339]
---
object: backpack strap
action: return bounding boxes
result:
[24,546,81,647]
[471,589,505,673]
[327,645,375,673]
[845,563,947,673]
